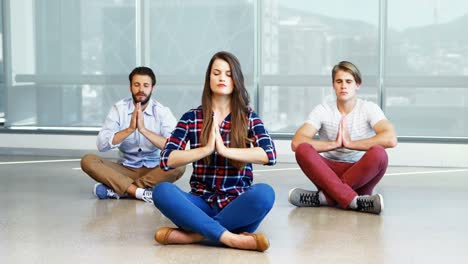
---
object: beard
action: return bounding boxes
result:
[132,91,152,105]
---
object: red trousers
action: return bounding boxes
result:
[295,143,388,208]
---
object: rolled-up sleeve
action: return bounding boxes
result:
[96,106,121,152]
[249,111,276,166]
[160,112,191,171]
[159,106,178,138]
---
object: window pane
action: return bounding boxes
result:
[156,84,256,121]
[260,0,379,133]
[261,84,379,133]
[1,0,466,140]
[386,87,468,137]
[0,1,4,124]
[149,1,255,116]
[6,0,136,128]
[386,0,468,137]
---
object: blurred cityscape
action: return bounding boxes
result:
[1,1,467,137]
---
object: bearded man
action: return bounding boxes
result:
[81,67,185,203]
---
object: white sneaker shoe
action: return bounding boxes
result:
[141,189,153,204]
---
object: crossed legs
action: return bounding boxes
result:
[152,182,274,250]
[295,143,388,208]
[80,154,185,196]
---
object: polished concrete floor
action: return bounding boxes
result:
[1,155,468,263]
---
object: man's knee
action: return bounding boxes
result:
[369,145,386,155]
[150,166,186,186]
[296,142,313,153]
[80,153,99,172]
[295,143,317,164]
[166,165,186,181]
[368,145,388,165]
[174,165,186,179]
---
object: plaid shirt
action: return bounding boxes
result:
[160,106,276,209]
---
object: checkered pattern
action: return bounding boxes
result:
[160,106,276,209]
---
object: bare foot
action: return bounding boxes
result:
[166,229,204,244]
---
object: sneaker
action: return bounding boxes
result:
[93,183,120,199]
[288,188,320,207]
[356,194,384,214]
[141,189,153,204]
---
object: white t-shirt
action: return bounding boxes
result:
[305,99,386,163]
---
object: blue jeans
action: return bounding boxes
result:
[152,182,275,242]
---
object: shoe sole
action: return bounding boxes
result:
[377,193,384,213]
[288,188,299,205]
[93,183,101,198]
[142,196,154,204]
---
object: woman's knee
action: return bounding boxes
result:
[249,183,275,209]
[152,182,176,204]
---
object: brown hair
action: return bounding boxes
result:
[331,61,362,85]
[129,66,156,86]
[200,51,250,169]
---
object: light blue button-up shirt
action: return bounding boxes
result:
[97,97,177,168]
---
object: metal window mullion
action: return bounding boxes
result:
[255,0,262,113]
[378,0,388,112]
[135,0,150,67]
[142,0,150,66]
[2,0,12,126]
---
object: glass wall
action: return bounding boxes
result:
[0,1,4,125]
[385,0,468,138]
[1,0,467,139]
[260,0,380,133]
[7,0,136,128]
[148,0,255,119]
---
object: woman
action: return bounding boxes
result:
[152,51,276,252]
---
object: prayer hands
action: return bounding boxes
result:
[129,102,146,133]
[335,116,352,149]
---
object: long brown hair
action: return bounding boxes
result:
[200,51,250,169]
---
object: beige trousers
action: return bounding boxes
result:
[80,154,185,195]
